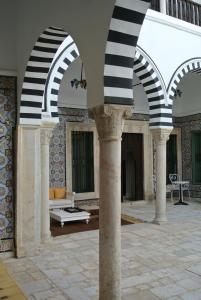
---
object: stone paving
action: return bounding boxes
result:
[0,258,27,299]
[3,200,201,300]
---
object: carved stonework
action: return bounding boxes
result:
[89,104,133,141]
[151,128,172,145]
[40,127,54,145]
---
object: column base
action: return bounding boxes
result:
[152,217,167,225]
[41,233,51,243]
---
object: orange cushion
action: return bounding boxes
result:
[49,188,54,199]
[54,187,66,199]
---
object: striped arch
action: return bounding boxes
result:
[20,26,79,125]
[167,58,201,102]
[104,0,150,105]
[43,38,79,122]
[134,47,172,128]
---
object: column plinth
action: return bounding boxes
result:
[40,126,54,242]
[151,128,172,224]
[90,104,133,300]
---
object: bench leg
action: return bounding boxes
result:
[61,222,64,228]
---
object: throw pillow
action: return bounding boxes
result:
[54,187,66,199]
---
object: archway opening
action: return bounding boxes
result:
[171,72,201,199]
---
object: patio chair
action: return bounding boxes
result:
[166,184,174,202]
[181,182,191,201]
[169,173,180,201]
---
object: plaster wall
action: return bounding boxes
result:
[0,0,17,72]
[17,0,115,108]
[173,73,201,116]
[58,58,87,109]
[138,9,201,88]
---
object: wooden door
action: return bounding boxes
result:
[121,133,143,201]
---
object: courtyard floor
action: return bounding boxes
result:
[3,199,201,300]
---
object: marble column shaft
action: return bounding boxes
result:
[91,104,133,300]
[152,128,172,223]
[40,126,53,242]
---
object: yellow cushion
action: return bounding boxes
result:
[54,187,66,199]
[49,188,54,199]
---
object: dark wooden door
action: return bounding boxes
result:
[72,131,94,193]
[121,133,143,201]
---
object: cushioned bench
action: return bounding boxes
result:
[49,187,75,210]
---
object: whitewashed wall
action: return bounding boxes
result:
[139,9,201,86]
[173,73,201,116]
[0,1,17,72]
[58,58,87,109]
[17,0,115,108]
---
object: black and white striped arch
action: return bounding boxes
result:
[134,47,172,128]
[168,58,201,102]
[19,27,77,125]
[43,38,79,122]
[104,0,150,105]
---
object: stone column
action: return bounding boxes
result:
[40,125,54,242]
[160,0,167,14]
[151,128,172,224]
[90,104,133,300]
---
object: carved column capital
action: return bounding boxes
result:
[151,128,172,145]
[89,104,133,141]
[40,126,54,145]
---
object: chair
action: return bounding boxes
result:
[169,173,180,201]
[166,184,174,202]
[169,173,180,183]
[181,182,191,201]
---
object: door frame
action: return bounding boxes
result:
[123,120,152,201]
[121,132,144,200]
[66,122,99,200]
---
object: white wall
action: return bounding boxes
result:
[138,9,201,87]
[58,57,87,109]
[0,0,17,72]
[133,74,149,114]
[173,73,201,116]
[17,0,115,108]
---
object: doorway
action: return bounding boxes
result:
[72,131,94,193]
[121,133,143,201]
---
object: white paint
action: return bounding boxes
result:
[58,57,87,109]
[0,0,17,71]
[138,9,201,87]
[173,73,201,116]
[17,0,115,108]
[133,73,149,114]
